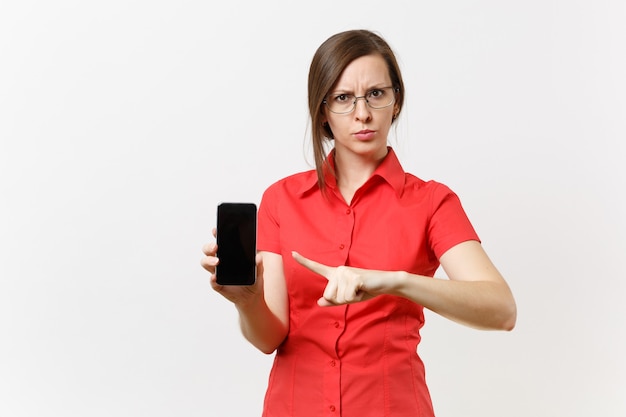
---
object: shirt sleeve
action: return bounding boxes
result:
[257,181,282,254]
[427,183,480,260]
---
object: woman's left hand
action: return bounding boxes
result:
[293,241,517,330]
[292,251,389,306]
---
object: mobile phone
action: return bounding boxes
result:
[216,202,257,285]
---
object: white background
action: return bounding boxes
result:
[1,1,625,416]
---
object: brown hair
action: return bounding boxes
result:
[307,29,405,191]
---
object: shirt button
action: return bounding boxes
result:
[329,405,336,412]
[330,360,336,367]
[345,208,351,214]
[339,244,345,250]
[333,321,340,328]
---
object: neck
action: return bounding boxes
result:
[333,146,388,203]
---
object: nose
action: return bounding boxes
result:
[353,97,372,121]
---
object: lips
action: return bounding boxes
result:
[354,129,376,141]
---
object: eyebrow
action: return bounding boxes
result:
[329,84,390,95]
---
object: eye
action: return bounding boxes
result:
[334,93,352,103]
[368,89,385,98]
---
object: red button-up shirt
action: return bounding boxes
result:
[257,148,479,417]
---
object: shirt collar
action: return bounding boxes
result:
[297,147,406,198]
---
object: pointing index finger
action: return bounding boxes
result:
[292,251,331,279]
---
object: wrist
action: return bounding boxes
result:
[234,290,265,313]
[387,270,411,297]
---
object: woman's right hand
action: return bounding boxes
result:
[200,228,264,307]
[201,228,289,353]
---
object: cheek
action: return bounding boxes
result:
[382,111,396,127]
[326,116,343,132]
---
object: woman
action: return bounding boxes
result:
[201,29,517,417]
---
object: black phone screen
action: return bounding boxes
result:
[216,202,257,285]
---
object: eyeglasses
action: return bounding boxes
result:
[323,86,399,114]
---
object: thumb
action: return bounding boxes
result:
[317,297,335,307]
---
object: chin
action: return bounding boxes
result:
[346,141,388,158]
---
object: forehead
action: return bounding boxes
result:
[333,54,391,90]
